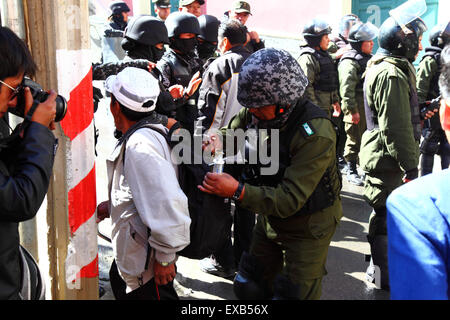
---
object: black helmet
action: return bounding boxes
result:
[339,14,360,39]
[429,22,450,48]
[125,15,169,46]
[378,16,427,62]
[198,15,220,43]
[109,1,130,16]
[165,12,201,38]
[302,18,332,48]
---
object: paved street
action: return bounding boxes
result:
[93,89,390,300]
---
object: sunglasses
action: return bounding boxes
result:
[0,79,24,101]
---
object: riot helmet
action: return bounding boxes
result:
[348,22,379,52]
[109,1,130,16]
[122,15,169,62]
[302,18,332,48]
[237,48,309,128]
[108,1,131,31]
[197,15,220,59]
[165,12,201,56]
[339,14,360,39]
[378,0,428,62]
[429,22,450,48]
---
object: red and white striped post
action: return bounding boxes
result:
[24,0,98,299]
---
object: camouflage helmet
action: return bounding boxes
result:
[237,48,309,108]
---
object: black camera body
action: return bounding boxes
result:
[8,78,67,122]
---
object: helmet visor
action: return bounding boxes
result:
[389,0,427,31]
[352,22,379,42]
[339,14,359,36]
[442,21,450,39]
[311,18,332,35]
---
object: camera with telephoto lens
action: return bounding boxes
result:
[8,78,68,122]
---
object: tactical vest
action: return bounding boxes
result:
[161,50,194,88]
[364,59,422,141]
[421,46,442,101]
[299,47,339,92]
[339,49,371,89]
[241,99,342,217]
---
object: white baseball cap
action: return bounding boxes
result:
[105,67,160,113]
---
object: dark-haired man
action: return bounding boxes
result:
[197,19,252,278]
[0,27,58,299]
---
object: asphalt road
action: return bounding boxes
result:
[93,90,390,301]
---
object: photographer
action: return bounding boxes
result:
[0,27,57,300]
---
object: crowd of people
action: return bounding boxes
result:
[0,0,449,300]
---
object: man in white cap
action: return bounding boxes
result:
[178,0,204,18]
[96,67,191,300]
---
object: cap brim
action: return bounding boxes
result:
[234,9,252,15]
[104,75,117,94]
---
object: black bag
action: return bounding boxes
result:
[123,118,232,260]
[18,245,45,300]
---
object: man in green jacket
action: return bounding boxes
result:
[359,8,427,290]
[297,18,341,119]
[199,48,343,300]
[416,22,450,176]
[338,22,378,185]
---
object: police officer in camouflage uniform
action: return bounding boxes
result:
[359,2,427,290]
[338,22,378,185]
[297,18,341,119]
[199,48,343,300]
[417,22,450,176]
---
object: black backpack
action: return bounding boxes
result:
[122,117,232,260]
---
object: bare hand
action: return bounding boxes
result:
[351,112,360,125]
[332,102,341,117]
[154,261,176,286]
[248,31,260,43]
[202,132,222,155]
[185,71,202,97]
[169,85,184,99]
[198,172,239,198]
[96,201,110,223]
[335,45,351,59]
[423,109,438,120]
[25,87,57,129]
[148,61,157,72]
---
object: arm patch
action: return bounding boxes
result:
[300,121,316,138]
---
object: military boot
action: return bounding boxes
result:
[346,161,364,186]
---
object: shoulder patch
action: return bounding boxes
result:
[300,121,316,138]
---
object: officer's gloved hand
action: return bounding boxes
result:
[403,168,419,183]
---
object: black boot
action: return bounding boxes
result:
[346,161,364,186]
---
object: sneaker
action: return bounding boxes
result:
[347,172,364,186]
[199,256,236,279]
[340,162,350,174]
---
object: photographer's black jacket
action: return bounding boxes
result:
[0,122,56,299]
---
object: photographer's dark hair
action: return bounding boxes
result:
[218,20,247,46]
[0,27,37,81]
[111,94,155,122]
[439,44,450,100]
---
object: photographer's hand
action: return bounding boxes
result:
[24,87,57,129]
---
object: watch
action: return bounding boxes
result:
[231,181,245,202]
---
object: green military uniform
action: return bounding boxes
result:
[297,46,340,118]
[416,54,440,103]
[223,103,343,300]
[338,54,368,163]
[360,55,420,237]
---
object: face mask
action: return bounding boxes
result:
[197,42,217,60]
[151,46,165,62]
[171,37,198,56]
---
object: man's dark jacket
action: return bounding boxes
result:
[0,122,55,299]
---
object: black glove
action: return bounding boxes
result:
[404,168,419,183]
